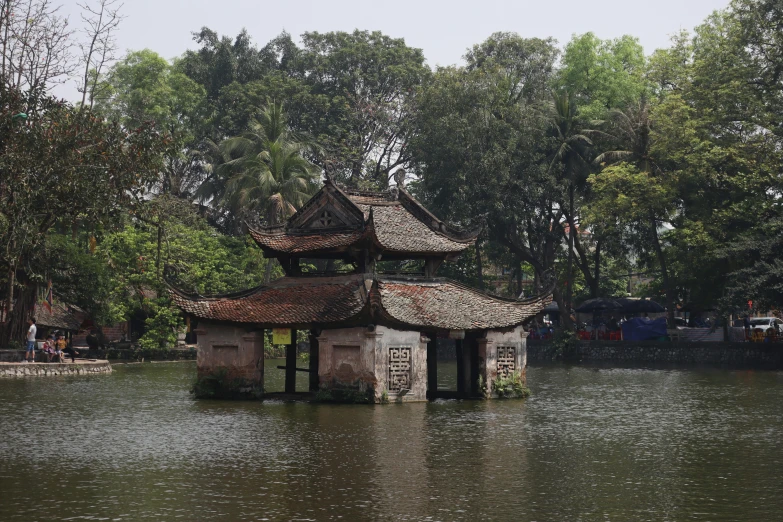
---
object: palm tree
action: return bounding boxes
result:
[592,99,676,323]
[593,100,659,174]
[548,90,593,188]
[218,101,320,281]
[547,90,595,309]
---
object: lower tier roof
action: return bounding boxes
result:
[170,274,551,332]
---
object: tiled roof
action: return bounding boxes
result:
[248,180,478,256]
[376,278,551,330]
[34,303,83,331]
[357,203,474,254]
[170,275,368,326]
[249,228,365,254]
[171,275,550,331]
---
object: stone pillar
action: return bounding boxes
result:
[317,326,428,402]
[285,328,298,393]
[426,334,438,400]
[244,331,265,391]
[477,325,528,398]
[469,335,480,397]
[456,338,472,397]
[317,326,383,397]
[194,322,265,397]
[308,330,319,392]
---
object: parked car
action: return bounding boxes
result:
[748,317,783,334]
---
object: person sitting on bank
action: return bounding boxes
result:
[63,342,80,363]
[24,318,37,363]
[43,336,56,362]
[55,334,67,362]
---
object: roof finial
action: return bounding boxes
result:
[393,168,407,188]
[324,161,335,185]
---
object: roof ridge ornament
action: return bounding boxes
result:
[392,168,406,188]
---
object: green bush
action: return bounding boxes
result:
[138,300,182,350]
[492,373,531,399]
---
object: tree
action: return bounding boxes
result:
[216,101,320,280]
[721,216,783,314]
[96,49,209,200]
[298,30,429,188]
[103,200,268,347]
[176,27,275,101]
[0,0,74,91]
[413,34,568,313]
[76,0,123,109]
[465,32,558,105]
[558,32,648,119]
[589,99,681,320]
[726,0,783,139]
[0,86,167,347]
[546,90,595,303]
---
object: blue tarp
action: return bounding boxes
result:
[621,317,668,341]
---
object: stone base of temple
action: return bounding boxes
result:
[192,321,529,403]
[478,327,529,399]
[317,326,428,402]
[192,323,264,399]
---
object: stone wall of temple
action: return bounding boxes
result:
[317,326,427,402]
[194,321,264,392]
[478,326,528,398]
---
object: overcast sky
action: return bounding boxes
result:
[55,0,730,100]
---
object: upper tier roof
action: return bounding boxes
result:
[248,179,479,258]
[169,274,551,331]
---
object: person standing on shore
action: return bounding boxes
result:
[25,318,37,363]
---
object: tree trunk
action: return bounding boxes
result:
[553,286,574,331]
[2,278,35,349]
[563,208,596,300]
[592,239,601,298]
[516,260,523,297]
[566,186,575,307]
[4,264,14,325]
[156,222,163,279]
[264,258,274,284]
[649,213,675,325]
[475,243,484,291]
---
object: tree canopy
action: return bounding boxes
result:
[3,0,783,347]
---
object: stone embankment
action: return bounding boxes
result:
[527,340,783,369]
[0,360,112,377]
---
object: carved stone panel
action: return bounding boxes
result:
[388,347,412,392]
[497,346,516,376]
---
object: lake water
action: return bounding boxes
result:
[1,360,782,521]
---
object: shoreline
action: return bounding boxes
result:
[0,359,112,377]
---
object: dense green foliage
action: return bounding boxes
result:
[3,0,783,348]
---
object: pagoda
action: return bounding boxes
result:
[171,177,551,401]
